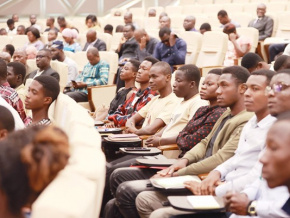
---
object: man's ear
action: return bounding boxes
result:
[43,96,52,105]
[166,73,171,82]
[17,74,23,83]
[239,83,247,94]
[190,81,196,89]
[0,129,8,141]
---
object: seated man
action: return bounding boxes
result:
[44,16,59,32]
[217,10,240,28]
[125,61,178,136]
[24,75,60,126]
[104,24,113,35]
[248,3,273,41]
[153,27,187,68]
[50,40,78,86]
[6,18,16,34]
[66,47,109,102]
[107,66,252,218]
[199,22,211,34]
[183,16,197,32]
[241,52,270,73]
[223,23,251,66]
[273,55,290,72]
[25,49,59,82]
[159,16,171,29]
[16,25,25,35]
[134,29,159,62]
[7,61,26,104]
[0,59,26,122]
[83,30,106,51]
[107,57,159,127]
[116,24,139,60]
[43,29,58,49]
[0,105,15,140]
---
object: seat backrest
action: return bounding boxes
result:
[196,31,228,68]
[196,0,214,4]
[51,60,69,91]
[144,17,160,30]
[223,4,245,16]
[165,6,183,16]
[32,93,105,218]
[230,12,253,28]
[194,14,210,30]
[236,27,259,52]
[146,6,165,17]
[203,4,224,14]
[182,5,204,15]
[76,33,87,49]
[89,85,117,108]
[179,0,195,5]
[180,31,202,65]
[170,15,186,31]
[26,59,38,74]
[98,32,113,51]
[72,51,88,72]
[129,7,145,17]
[0,35,12,45]
[103,17,123,30]
[99,51,118,85]
[276,12,290,38]
[110,32,123,52]
[215,0,231,3]
[11,35,28,49]
[267,2,287,13]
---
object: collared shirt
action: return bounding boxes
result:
[230,179,289,218]
[63,56,78,85]
[86,39,98,51]
[153,38,187,67]
[108,87,157,127]
[215,115,276,197]
[33,70,44,79]
[0,82,26,122]
[74,60,109,94]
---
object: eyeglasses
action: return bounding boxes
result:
[265,83,290,94]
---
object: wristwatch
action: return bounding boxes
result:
[247,200,257,216]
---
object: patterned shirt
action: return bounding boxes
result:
[0,82,27,122]
[177,105,226,157]
[108,87,157,127]
[24,117,51,127]
[75,60,109,94]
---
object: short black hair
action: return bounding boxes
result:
[241,52,263,70]
[159,27,171,38]
[151,61,171,75]
[128,59,141,72]
[7,62,26,81]
[178,64,201,88]
[0,59,7,79]
[144,56,159,65]
[222,66,250,84]
[39,48,52,58]
[0,106,15,132]
[48,17,55,23]
[200,23,211,31]
[104,24,113,32]
[26,27,40,39]
[57,16,65,21]
[275,69,290,76]
[217,10,228,17]
[34,76,60,102]
[7,18,14,26]
[208,68,222,75]
[274,55,290,72]
[86,14,97,23]
[116,25,124,32]
[251,69,275,85]
[125,24,135,31]
[5,44,15,57]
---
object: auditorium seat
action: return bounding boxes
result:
[236,27,259,52]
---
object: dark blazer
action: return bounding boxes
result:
[248,16,273,40]
[83,39,107,51]
[25,67,60,84]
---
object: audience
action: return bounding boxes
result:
[217,10,240,28]
[44,29,58,49]
[248,3,273,40]
[104,24,113,35]
[159,16,171,29]
[0,59,26,122]
[12,13,19,22]
[183,16,197,32]
[7,61,26,104]
[62,28,81,52]
[223,23,251,66]
[57,16,70,32]
[153,27,187,67]
[24,27,44,51]
[148,9,156,17]
[29,14,41,31]
[134,28,159,61]
[6,18,16,34]
[24,75,60,126]
[0,51,11,63]
[3,44,15,57]
[199,22,211,34]
[123,11,138,29]
[66,47,109,102]
[13,48,28,70]
[44,17,59,32]
[16,25,26,35]
[83,29,106,51]
[85,14,101,32]
[241,52,270,73]
[273,55,290,72]
[50,40,78,85]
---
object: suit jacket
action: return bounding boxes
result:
[83,39,107,51]
[117,37,139,60]
[248,16,273,40]
[25,67,60,83]
[178,109,254,175]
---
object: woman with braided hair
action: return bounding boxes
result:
[0,125,70,218]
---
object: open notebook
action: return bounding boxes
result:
[187,195,222,209]
[150,175,201,189]
[107,134,141,142]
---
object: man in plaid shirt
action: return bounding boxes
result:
[0,59,26,122]
[107,57,159,127]
[66,47,109,102]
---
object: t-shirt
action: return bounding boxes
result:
[63,56,78,85]
[138,92,178,127]
[161,94,208,138]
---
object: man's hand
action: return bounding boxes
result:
[120,37,127,45]
[200,170,221,195]
[156,158,188,177]
[105,121,116,128]
[229,33,237,42]
[169,32,177,47]
[145,135,160,147]
[139,36,146,50]
[184,181,202,195]
[225,192,249,215]
[72,81,87,89]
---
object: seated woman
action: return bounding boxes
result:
[223,23,251,66]
[85,14,101,32]
[62,28,82,53]
[0,125,69,218]
[95,59,140,121]
[24,27,44,51]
